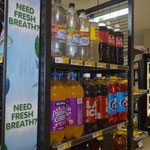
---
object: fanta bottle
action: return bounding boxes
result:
[65,73,84,139]
[96,74,109,129]
[58,73,66,85]
[81,73,97,133]
[105,74,117,125]
[50,73,66,145]
[115,74,128,122]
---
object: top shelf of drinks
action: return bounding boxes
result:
[50,71,128,148]
[51,0,125,67]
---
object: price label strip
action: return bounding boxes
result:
[0,56,3,63]
[71,59,83,66]
[58,142,71,150]
[110,64,118,69]
[97,63,106,69]
[85,61,95,67]
[117,122,125,129]
[55,57,69,64]
[93,130,103,138]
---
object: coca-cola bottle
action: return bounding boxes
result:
[106,21,115,64]
[114,24,124,65]
[99,18,109,63]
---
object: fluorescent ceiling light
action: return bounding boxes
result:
[94,8,128,22]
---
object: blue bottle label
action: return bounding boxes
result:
[108,93,117,115]
[117,92,128,112]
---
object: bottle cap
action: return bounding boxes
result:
[58,73,63,78]
[70,72,77,78]
[117,74,122,78]
[69,3,75,8]
[105,74,110,78]
[89,14,94,19]
[83,73,91,78]
[96,74,102,78]
[97,136,104,141]
[51,72,58,77]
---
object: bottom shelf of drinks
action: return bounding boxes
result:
[50,72,129,150]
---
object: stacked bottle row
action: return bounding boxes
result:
[50,73,128,145]
[51,0,124,65]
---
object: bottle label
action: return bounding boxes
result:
[99,31,108,43]
[51,23,66,41]
[50,100,66,131]
[66,27,80,45]
[66,98,83,126]
[80,31,90,46]
[117,92,128,112]
[97,95,108,119]
[108,93,117,115]
[90,27,99,41]
[116,36,124,47]
[84,97,97,123]
[108,34,115,46]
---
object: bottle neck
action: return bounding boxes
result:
[114,28,120,32]
[84,77,90,80]
[99,22,106,27]
[68,7,76,13]
[54,0,61,3]
[70,77,76,80]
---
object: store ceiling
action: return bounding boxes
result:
[62,0,150,48]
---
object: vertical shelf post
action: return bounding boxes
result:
[38,0,51,149]
[127,0,134,149]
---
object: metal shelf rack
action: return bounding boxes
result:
[1,0,134,150]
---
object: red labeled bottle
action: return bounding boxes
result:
[81,73,97,133]
[115,74,128,122]
[106,21,115,64]
[114,24,124,65]
[99,18,109,63]
[105,74,117,126]
[96,74,109,129]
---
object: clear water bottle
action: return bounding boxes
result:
[66,3,80,59]
[89,14,99,62]
[79,9,90,61]
[51,0,66,58]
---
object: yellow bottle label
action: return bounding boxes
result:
[90,27,99,41]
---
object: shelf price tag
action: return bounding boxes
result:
[92,130,102,138]
[85,61,95,67]
[97,63,106,69]
[71,59,83,66]
[117,122,125,129]
[55,57,69,64]
[0,56,3,63]
[58,142,71,150]
[110,64,118,69]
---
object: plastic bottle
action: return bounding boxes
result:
[106,21,115,64]
[115,74,128,122]
[89,14,99,62]
[58,73,66,85]
[66,3,80,59]
[51,0,66,57]
[50,73,66,145]
[79,140,94,150]
[65,73,84,139]
[96,74,109,129]
[79,9,90,61]
[99,18,109,63]
[81,73,97,133]
[114,24,124,65]
[105,74,117,125]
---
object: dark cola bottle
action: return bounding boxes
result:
[81,73,97,133]
[114,24,124,65]
[99,18,109,63]
[96,74,109,129]
[106,21,115,64]
[79,140,94,150]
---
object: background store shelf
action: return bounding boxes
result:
[133,89,148,101]
[52,121,128,150]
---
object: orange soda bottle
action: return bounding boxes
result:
[50,73,66,145]
[65,73,84,139]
